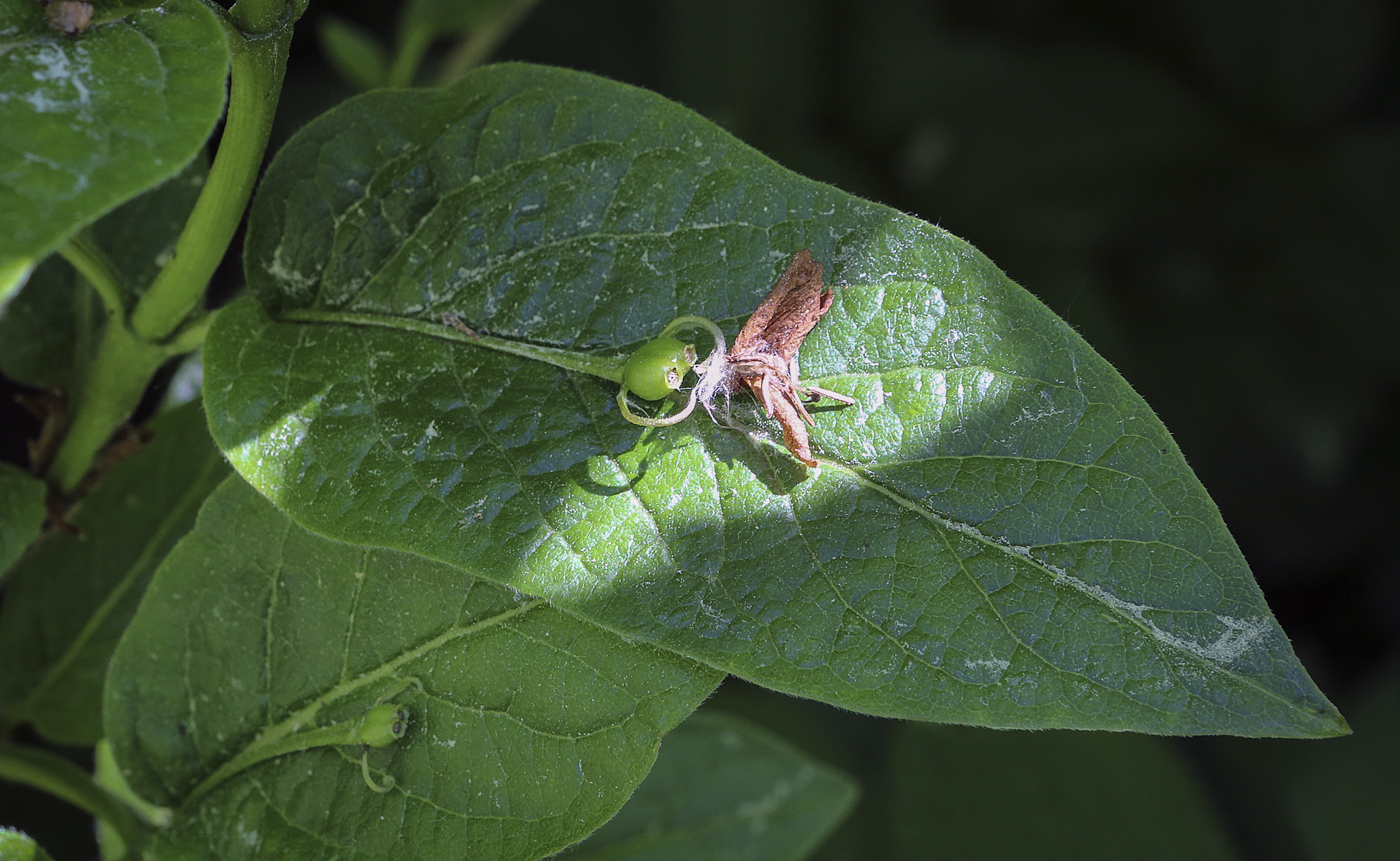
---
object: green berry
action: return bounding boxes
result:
[622,337,697,400]
[357,703,409,748]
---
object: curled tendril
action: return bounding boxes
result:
[358,676,424,793]
[617,316,731,428]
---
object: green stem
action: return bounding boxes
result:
[58,231,124,319]
[46,19,294,493]
[128,33,288,343]
[280,307,628,383]
[188,723,359,804]
[188,677,421,803]
[46,321,169,491]
[435,0,543,85]
[0,744,147,850]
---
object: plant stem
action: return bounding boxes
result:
[46,18,294,493]
[46,321,168,491]
[128,34,288,343]
[0,744,146,850]
[435,0,542,85]
[187,722,359,803]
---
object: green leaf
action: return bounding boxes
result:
[317,15,389,90]
[0,0,228,290]
[887,723,1235,860]
[0,251,103,391]
[560,709,857,860]
[0,401,227,745]
[105,476,721,860]
[0,827,55,861]
[0,156,208,391]
[206,62,1344,737]
[0,462,45,576]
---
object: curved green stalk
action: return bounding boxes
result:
[58,231,124,319]
[46,321,169,491]
[0,744,146,850]
[46,13,297,493]
[188,678,422,803]
[128,34,288,342]
[280,307,630,383]
[187,722,362,804]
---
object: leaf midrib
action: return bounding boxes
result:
[841,463,1307,718]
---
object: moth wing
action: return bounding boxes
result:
[730,249,827,362]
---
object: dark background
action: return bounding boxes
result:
[3,0,1397,857]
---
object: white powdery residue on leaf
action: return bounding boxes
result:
[21,151,62,170]
[962,657,1010,677]
[1010,396,1068,427]
[263,246,320,296]
[453,263,490,285]
[1051,566,1268,666]
[23,42,94,113]
[1205,615,1272,663]
[240,408,312,482]
[236,822,259,847]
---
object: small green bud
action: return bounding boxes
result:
[622,338,697,400]
[357,703,409,749]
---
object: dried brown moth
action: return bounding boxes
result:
[725,249,854,466]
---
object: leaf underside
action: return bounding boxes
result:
[559,709,858,860]
[204,62,1344,738]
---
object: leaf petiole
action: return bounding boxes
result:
[187,678,422,803]
[57,231,124,319]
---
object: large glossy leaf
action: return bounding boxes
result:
[0,0,228,292]
[560,709,857,860]
[0,401,227,745]
[105,476,721,860]
[205,62,1345,737]
[0,461,45,576]
[886,723,1235,860]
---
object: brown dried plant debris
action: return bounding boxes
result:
[726,249,853,467]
